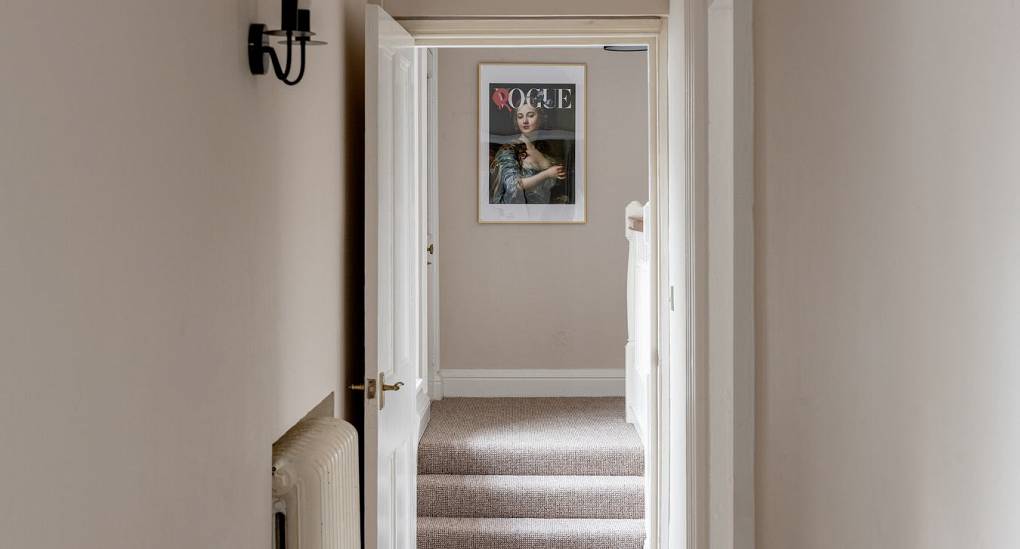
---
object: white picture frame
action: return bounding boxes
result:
[478,63,587,224]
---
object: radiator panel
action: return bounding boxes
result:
[273,418,361,549]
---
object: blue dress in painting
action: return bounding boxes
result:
[489,143,558,205]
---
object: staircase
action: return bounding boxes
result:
[417,397,645,549]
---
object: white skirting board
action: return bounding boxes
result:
[436,368,625,398]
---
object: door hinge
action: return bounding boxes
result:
[669,285,675,311]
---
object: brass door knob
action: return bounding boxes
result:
[377,373,404,410]
[348,378,377,400]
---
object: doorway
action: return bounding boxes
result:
[361,8,672,549]
[416,43,651,548]
[409,19,668,549]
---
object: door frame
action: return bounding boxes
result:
[400,8,756,548]
[666,0,756,547]
[416,46,440,440]
[401,16,671,549]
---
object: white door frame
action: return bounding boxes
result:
[416,46,440,440]
[667,0,755,548]
[400,9,755,549]
[706,2,755,548]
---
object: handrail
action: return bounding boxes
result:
[627,215,644,232]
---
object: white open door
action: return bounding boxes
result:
[363,5,421,549]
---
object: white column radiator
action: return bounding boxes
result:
[272,418,361,549]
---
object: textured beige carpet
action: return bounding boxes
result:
[418,474,644,519]
[417,517,646,549]
[418,397,644,476]
[417,397,645,549]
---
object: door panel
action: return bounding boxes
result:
[364,6,420,549]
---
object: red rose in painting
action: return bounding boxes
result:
[491,87,511,111]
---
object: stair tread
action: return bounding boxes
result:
[417,517,646,549]
[418,397,643,476]
[418,474,644,519]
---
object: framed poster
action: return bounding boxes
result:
[478,63,587,224]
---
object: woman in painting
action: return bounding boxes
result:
[490,101,568,204]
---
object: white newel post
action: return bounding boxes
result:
[625,201,649,446]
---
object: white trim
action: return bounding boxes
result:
[401,18,664,46]
[665,1,755,549]
[667,1,707,548]
[438,368,625,398]
[707,1,755,548]
[651,22,670,549]
[429,371,444,400]
[417,395,432,440]
[425,47,442,406]
[416,46,434,440]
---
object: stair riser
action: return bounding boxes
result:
[418,447,644,476]
[417,518,645,549]
[417,532,646,549]
[418,475,644,519]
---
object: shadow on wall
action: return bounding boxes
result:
[340,0,367,428]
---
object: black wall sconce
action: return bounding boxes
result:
[248,0,327,86]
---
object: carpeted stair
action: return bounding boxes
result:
[417,397,645,549]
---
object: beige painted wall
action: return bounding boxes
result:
[381,0,667,18]
[0,0,364,547]
[756,1,1020,547]
[437,48,648,372]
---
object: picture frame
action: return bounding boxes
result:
[477,63,587,224]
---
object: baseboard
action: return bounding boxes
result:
[438,368,625,397]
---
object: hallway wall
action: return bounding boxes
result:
[436,48,649,373]
[0,0,364,547]
[756,1,1020,547]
